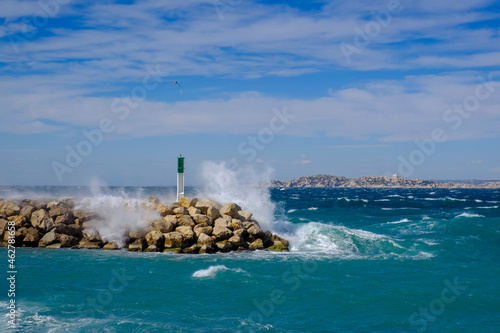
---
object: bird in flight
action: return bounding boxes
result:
[164,80,182,95]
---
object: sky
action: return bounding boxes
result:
[0,0,499,186]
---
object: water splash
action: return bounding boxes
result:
[196,161,277,231]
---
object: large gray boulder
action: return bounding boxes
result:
[31,209,55,232]
[39,229,58,247]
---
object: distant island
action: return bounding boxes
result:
[270,174,500,189]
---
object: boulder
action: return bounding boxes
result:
[150,219,174,233]
[197,233,213,246]
[164,231,188,248]
[0,219,9,238]
[238,211,253,221]
[59,198,75,208]
[195,199,222,213]
[177,215,195,228]
[182,244,201,254]
[247,224,264,238]
[206,207,220,220]
[214,216,231,229]
[77,239,103,249]
[220,203,241,218]
[54,212,74,225]
[212,226,233,240]
[157,204,174,216]
[31,209,55,232]
[272,234,290,248]
[199,244,216,254]
[144,245,161,252]
[163,215,177,227]
[39,229,58,247]
[59,234,79,247]
[175,226,194,243]
[103,242,120,250]
[48,205,72,218]
[174,207,188,215]
[145,230,164,247]
[187,206,201,217]
[128,239,146,252]
[73,209,100,223]
[9,215,28,228]
[249,238,264,250]
[233,228,248,238]
[1,201,20,217]
[193,214,212,225]
[228,233,246,247]
[23,227,40,246]
[55,224,82,237]
[179,197,198,208]
[194,225,212,238]
[231,219,244,230]
[46,201,59,210]
[82,229,102,242]
[19,206,36,218]
[216,240,236,252]
[14,227,28,244]
[266,241,290,252]
[163,248,183,253]
[46,243,62,249]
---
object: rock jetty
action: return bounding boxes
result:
[270,174,500,189]
[0,197,289,254]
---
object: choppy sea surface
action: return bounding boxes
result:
[1,185,499,332]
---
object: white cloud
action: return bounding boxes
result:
[1,71,498,142]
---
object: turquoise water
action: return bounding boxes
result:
[1,187,500,332]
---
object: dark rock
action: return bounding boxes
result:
[54,212,74,225]
[59,234,79,247]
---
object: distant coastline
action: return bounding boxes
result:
[270,174,500,189]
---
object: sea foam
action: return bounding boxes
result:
[192,265,245,278]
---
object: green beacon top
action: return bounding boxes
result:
[177,155,185,174]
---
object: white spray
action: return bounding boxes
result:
[197,161,277,231]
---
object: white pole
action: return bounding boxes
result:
[177,172,184,201]
[177,155,185,202]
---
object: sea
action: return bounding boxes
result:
[1,182,499,332]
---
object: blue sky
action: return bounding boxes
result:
[1,0,499,186]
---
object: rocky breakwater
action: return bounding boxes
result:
[0,197,290,254]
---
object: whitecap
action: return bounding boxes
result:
[192,265,245,278]
[308,207,318,211]
[287,209,297,213]
[455,213,484,218]
[387,218,411,224]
